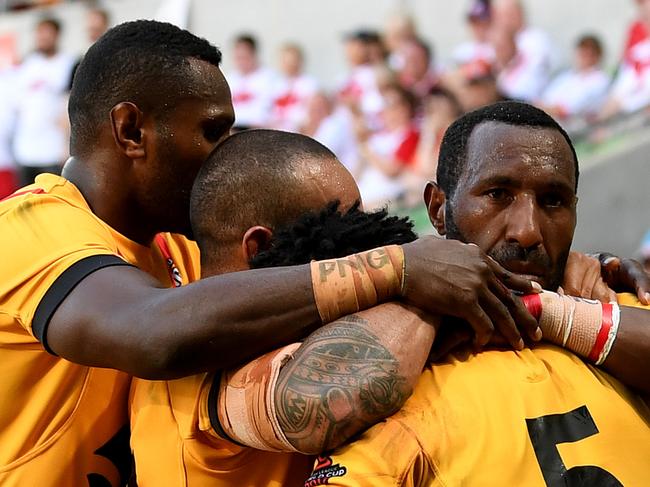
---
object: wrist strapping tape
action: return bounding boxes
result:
[310,245,405,323]
[522,291,619,365]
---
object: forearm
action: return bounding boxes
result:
[274,302,437,454]
[51,264,320,379]
[600,307,650,393]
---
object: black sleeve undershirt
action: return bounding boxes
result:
[32,254,134,355]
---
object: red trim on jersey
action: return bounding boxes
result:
[0,187,45,202]
[154,234,182,288]
[588,303,613,362]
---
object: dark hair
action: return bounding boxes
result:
[235,34,257,52]
[437,101,579,199]
[68,20,222,156]
[250,201,417,268]
[38,17,61,33]
[190,129,339,263]
[577,34,603,58]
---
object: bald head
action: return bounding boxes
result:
[190,129,359,273]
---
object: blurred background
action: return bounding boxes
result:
[0,0,648,265]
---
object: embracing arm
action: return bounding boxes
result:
[48,264,319,379]
[47,237,536,380]
[274,302,437,454]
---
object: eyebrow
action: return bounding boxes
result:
[474,175,575,194]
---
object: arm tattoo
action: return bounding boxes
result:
[275,314,411,453]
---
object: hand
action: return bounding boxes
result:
[401,237,542,350]
[562,251,617,303]
[596,252,650,305]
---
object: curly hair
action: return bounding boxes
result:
[249,201,418,269]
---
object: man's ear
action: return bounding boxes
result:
[242,226,274,262]
[110,102,146,159]
[423,181,447,236]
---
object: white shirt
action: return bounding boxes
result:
[338,65,384,130]
[541,68,611,117]
[313,107,359,176]
[497,27,554,102]
[12,51,73,166]
[357,128,411,209]
[611,38,650,113]
[452,40,495,67]
[270,73,319,132]
[227,66,279,128]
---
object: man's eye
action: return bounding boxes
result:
[540,193,564,208]
[486,188,508,200]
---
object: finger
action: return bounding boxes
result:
[488,258,542,294]
[557,286,565,296]
[562,251,588,296]
[591,278,615,303]
[479,290,524,350]
[620,259,650,304]
[490,278,541,342]
[462,304,495,350]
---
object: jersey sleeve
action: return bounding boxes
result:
[304,419,432,487]
[0,193,131,349]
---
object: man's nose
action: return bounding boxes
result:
[505,194,543,250]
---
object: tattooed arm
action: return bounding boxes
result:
[274,302,438,454]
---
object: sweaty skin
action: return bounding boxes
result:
[426,121,650,393]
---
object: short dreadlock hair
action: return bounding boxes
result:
[249,201,417,269]
[436,101,579,200]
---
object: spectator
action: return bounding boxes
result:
[301,92,360,177]
[0,67,17,198]
[365,31,389,67]
[458,73,508,112]
[492,0,553,100]
[622,0,650,65]
[12,17,73,186]
[355,85,420,208]
[226,34,278,129]
[492,27,548,102]
[384,12,418,71]
[452,0,495,69]
[338,30,385,131]
[270,43,318,132]
[398,38,439,102]
[600,0,650,118]
[86,7,110,44]
[539,35,610,121]
[412,87,462,185]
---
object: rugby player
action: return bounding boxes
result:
[132,127,650,486]
[0,21,543,485]
[303,102,650,486]
[130,129,437,485]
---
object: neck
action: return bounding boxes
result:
[62,156,157,246]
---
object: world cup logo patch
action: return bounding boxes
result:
[305,456,347,486]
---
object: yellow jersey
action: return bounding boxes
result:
[0,174,199,486]
[307,343,650,486]
[130,368,312,486]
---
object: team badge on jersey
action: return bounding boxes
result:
[305,455,347,486]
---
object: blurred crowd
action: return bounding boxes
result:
[3,0,650,216]
[223,0,650,210]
